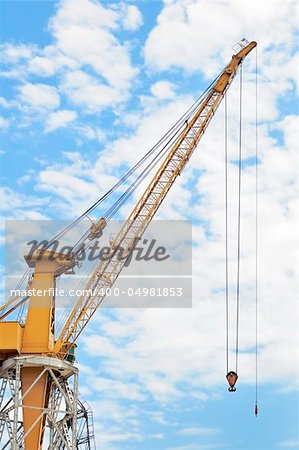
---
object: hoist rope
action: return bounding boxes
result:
[235,64,243,373]
[224,93,229,374]
[223,51,259,400]
[254,47,259,415]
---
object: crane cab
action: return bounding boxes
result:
[59,342,77,363]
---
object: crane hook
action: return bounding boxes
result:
[226,371,238,392]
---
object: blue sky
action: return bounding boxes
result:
[0,1,298,449]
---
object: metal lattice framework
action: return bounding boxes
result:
[0,356,95,449]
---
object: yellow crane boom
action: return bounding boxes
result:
[54,40,257,356]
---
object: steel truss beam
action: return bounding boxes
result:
[0,356,95,449]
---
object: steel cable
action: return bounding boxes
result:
[235,64,243,373]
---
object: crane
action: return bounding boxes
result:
[0,40,256,449]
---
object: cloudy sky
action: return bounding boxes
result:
[0,1,298,449]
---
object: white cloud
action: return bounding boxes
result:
[75,125,106,143]
[45,109,77,132]
[18,83,60,111]
[144,0,298,80]
[277,441,299,448]
[0,43,36,63]
[0,96,14,108]
[27,55,57,77]
[122,5,143,31]
[49,0,137,90]
[87,376,146,401]
[60,70,125,113]
[167,445,224,450]
[179,427,221,437]
[49,0,118,31]
[0,0,139,128]
[0,116,9,129]
[150,80,176,99]
[38,169,97,206]
[26,45,79,78]
[17,169,35,185]
[0,186,49,220]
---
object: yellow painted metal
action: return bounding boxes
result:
[19,250,74,449]
[54,41,257,355]
[0,321,23,356]
[21,249,75,353]
[21,367,49,450]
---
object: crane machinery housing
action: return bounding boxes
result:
[0,39,257,449]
